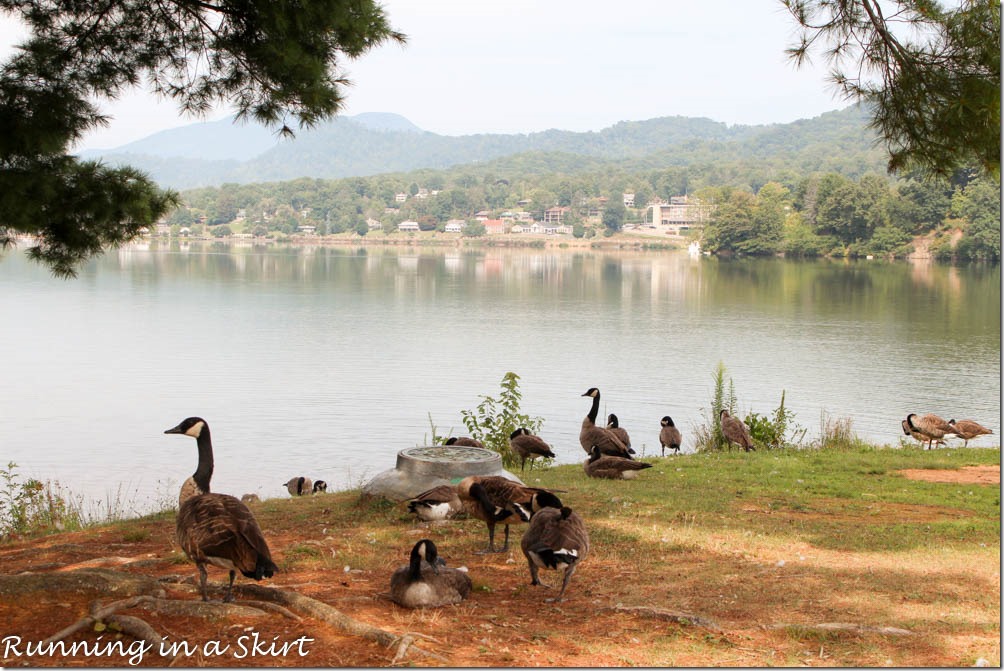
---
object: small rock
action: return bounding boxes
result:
[974,658,990,667]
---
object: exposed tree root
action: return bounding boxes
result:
[233,582,449,663]
[764,622,916,636]
[600,604,722,631]
[28,568,446,665]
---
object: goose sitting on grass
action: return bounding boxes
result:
[407,484,464,522]
[584,445,653,479]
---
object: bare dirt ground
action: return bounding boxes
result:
[0,468,999,667]
[896,464,1000,485]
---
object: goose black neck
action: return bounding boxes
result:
[409,544,425,580]
[192,427,214,493]
[588,392,600,424]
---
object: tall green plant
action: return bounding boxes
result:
[460,372,545,469]
[695,361,737,452]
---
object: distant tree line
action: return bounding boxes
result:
[172,159,999,261]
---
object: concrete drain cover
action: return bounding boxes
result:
[363,445,522,501]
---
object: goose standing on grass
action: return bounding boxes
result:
[165,417,277,602]
[659,416,682,456]
[390,539,472,608]
[584,445,653,480]
[901,419,944,449]
[284,476,313,496]
[510,428,556,471]
[905,413,956,449]
[445,436,485,448]
[606,414,635,454]
[579,388,633,458]
[947,419,993,447]
[720,409,755,451]
[520,502,590,602]
[456,475,561,553]
[407,484,464,522]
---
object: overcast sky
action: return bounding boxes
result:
[1,1,848,151]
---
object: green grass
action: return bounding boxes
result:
[535,445,1000,554]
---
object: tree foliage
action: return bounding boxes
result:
[1,0,403,275]
[783,0,1001,177]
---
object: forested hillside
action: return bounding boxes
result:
[90,107,886,189]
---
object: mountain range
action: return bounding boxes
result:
[79,105,883,190]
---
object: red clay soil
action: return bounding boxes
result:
[0,469,999,667]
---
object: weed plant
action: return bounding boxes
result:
[460,372,547,470]
[0,462,84,539]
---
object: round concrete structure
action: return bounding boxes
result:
[363,445,523,501]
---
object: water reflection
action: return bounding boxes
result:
[1,243,998,512]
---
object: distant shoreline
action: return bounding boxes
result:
[146,229,689,252]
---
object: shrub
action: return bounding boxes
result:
[0,462,84,540]
[460,372,545,470]
[695,365,805,452]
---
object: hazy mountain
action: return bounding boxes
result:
[82,106,876,189]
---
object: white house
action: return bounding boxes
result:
[398,220,420,231]
[444,219,466,233]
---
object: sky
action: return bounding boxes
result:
[0,1,848,151]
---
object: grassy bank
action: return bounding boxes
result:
[1,444,999,666]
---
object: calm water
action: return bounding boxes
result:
[2,242,999,515]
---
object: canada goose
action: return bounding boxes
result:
[905,413,956,449]
[720,409,755,451]
[284,476,313,496]
[520,504,590,602]
[407,484,464,521]
[164,417,277,602]
[445,436,485,448]
[948,419,993,447]
[659,416,682,456]
[584,445,653,479]
[312,480,328,494]
[240,493,261,504]
[390,539,472,609]
[606,414,636,454]
[901,419,944,449]
[510,427,556,471]
[456,475,562,553]
[579,388,632,458]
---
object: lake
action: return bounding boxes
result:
[2,241,999,516]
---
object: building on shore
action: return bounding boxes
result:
[648,195,709,235]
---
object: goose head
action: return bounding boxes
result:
[412,538,444,574]
[164,417,207,438]
[510,427,531,439]
[531,490,563,512]
[607,413,619,429]
[661,416,675,427]
[587,445,603,463]
[581,388,600,398]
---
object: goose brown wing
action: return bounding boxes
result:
[660,425,682,449]
[177,494,274,576]
[512,433,555,458]
[581,424,632,458]
[585,455,651,479]
[521,507,590,562]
